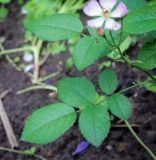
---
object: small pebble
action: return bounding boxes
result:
[21,7,27,14]
[23,52,33,62]
[24,64,34,73]
[106,145,113,151]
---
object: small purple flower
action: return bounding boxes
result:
[73,141,90,156]
[83,0,129,31]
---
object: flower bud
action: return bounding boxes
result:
[97,28,105,36]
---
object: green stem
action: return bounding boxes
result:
[32,39,43,84]
[58,0,71,13]
[97,81,146,105]
[118,45,156,81]
[107,36,133,60]
[116,81,147,95]
[5,55,22,72]
[109,31,156,81]
[103,35,114,49]
[118,19,123,46]
[0,39,44,84]
[133,64,156,81]
[125,120,156,160]
[0,46,33,55]
[0,147,46,160]
[109,31,117,47]
[38,71,60,83]
[0,44,4,51]
[17,84,57,94]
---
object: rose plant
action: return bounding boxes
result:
[20,0,156,159]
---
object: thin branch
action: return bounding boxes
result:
[0,91,19,148]
[38,71,60,83]
[97,81,146,105]
[125,120,156,160]
[0,147,46,160]
[118,20,123,46]
[0,46,33,55]
[116,81,147,95]
[17,84,57,95]
[109,31,156,81]
[32,39,43,84]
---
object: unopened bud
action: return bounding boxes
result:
[97,28,105,36]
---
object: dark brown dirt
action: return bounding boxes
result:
[0,2,156,160]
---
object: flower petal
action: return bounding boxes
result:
[83,0,102,17]
[73,141,90,156]
[99,0,117,10]
[87,17,105,28]
[111,2,129,18]
[105,18,121,31]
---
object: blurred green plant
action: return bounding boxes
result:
[0,0,85,94]
[0,0,10,4]
[0,0,10,21]
[23,0,85,55]
[20,0,156,159]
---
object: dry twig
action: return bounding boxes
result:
[0,90,19,148]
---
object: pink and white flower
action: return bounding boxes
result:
[83,0,129,31]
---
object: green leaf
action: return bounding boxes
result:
[73,36,109,71]
[0,0,10,4]
[86,28,129,62]
[121,0,147,11]
[137,41,156,70]
[107,94,132,120]
[87,27,99,37]
[25,13,83,41]
[149,0,156,6]
[138,30,156,43]
[21,103,76,144]
[99,70,118,95]
[123,5,156,34]
[0,7,8,21]
[58,77,96,108]
[79,105,110,147]
[24,147,36,155]
[144,79,156,93]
